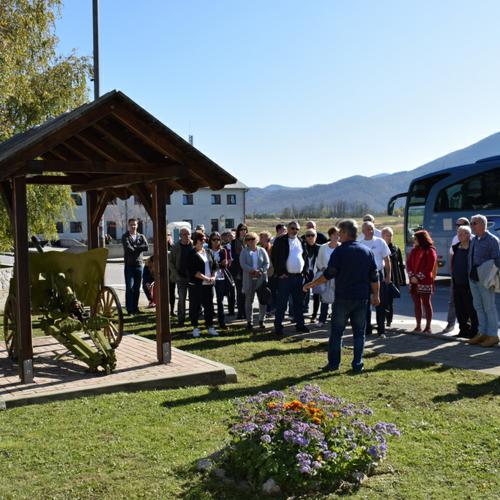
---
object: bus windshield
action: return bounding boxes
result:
[406,174,448,239]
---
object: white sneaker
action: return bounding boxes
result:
[208,327,219,336]
[192,328,201,338]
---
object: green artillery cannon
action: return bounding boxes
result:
[3,248,124,374]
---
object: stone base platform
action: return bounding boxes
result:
[0,335,237,409]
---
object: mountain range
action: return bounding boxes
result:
[246,131,500,214]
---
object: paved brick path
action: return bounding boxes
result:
[0,335,236,408]
[285,316,499,376]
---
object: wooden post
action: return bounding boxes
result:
[86,190,99,249]
[12,176,33,383]
[152,181,171,363]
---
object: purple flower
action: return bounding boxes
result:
[261,434,272,444]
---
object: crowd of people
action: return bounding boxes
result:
[121,212,500,371]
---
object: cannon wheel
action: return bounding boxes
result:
[94,286,124,348]
[3,296,18,360]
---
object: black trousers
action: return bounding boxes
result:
[189,284,214,328]
[235,277,246,318]
[453,282,478,336]
[367,272,386,335]
[169,281,176,312]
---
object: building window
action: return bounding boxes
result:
[211,219,219,232]
[56,222,64,233]
[227,194,236,205]
[211,194,221,205]
[70,221,82,233]
[183,194,194,205]
[71,193,82,206]
[183,219,193,229]
[225,218,234,229]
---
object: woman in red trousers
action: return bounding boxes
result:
[407,230,437,333]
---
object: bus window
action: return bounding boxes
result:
[407,174,448,239]
[435,168,500,211]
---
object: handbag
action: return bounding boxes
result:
[256,282,272,305]
[388,282,401,299]
[311,271,326,294]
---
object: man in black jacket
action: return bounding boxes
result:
[271,221,309,335]
[122,218,149,315]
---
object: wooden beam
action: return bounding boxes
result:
[93,122,148,162]
[77,127,131,162]
[71,165,187,191]
[0,102,120,176]
[95,117,167,162]
[64,136,108,161]
[26,174,90,185]
[129,184,153,219]
[92,191,114,227]
[152,180,171,363]
[12,176,33,383]
[21,160,178,175]
[86,191,99,249]
[0,180,14,220]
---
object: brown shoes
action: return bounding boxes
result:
[479,336,499,348]
[466,334,487,345]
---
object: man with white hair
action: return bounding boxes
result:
[362,214,382,237]
[467,214,500,347]
[359,221,391,336]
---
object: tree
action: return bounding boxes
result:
[0,0,91,250]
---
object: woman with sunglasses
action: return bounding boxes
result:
[187,231,218,338]
[240,232,270,330]
[208,231,231,329]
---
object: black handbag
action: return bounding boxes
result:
[256,282,272,305]
[388,282,401,299]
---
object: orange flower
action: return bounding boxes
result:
[312,416,321,424]
[332,411,340,417]
[267,402,277,410]
[284,399,304,411]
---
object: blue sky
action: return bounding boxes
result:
[55,0,500,188]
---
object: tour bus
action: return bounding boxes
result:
[388,156,500,275]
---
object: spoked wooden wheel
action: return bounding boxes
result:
[3,295,18,361]
[94,286,124,348]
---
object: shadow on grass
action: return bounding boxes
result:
[161,370,336,410]
[432,377,500,402]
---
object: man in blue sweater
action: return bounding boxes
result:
[304,219,380,372]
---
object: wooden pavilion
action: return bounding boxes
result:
[0,90,237,383]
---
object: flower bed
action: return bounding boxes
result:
[218,385,400,495]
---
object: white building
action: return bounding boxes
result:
[57,181,248,241]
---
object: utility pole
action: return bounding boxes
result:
[93,0,100,99]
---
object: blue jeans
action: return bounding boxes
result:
[469,280,499,337]
[275,275,305,329]
[329,298,368,371]
[125,265,143,314]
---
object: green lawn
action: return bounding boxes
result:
[0,313,499,499]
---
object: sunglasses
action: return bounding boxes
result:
[211,238,221,241]
[471,221,480,225]
[289,227,299,231]
[456,223,468,227]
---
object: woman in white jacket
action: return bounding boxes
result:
[240,232,270,331]
[315,227,340,326]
